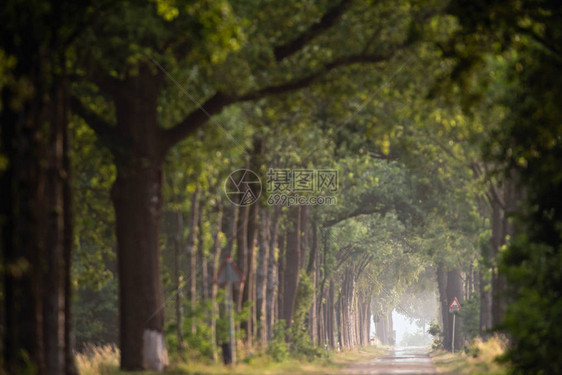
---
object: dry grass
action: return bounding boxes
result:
[430,335,508,375]
[76,344,120,375]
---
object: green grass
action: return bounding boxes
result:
[76,344,388,375]
[430,336,509,375]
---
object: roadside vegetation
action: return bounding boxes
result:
[431,336,507,375]
[76,344,388,375]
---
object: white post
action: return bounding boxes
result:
[227,282,236,365]
[451,311,457,353]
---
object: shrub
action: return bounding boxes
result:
[267,321,289,362]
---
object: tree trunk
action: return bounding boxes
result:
[277,232,286,324]
[210,200,223,362]
[280,207,301,329]
[479,265,492,336]
[174,210,184,353]
[327,279,337,348]
[300,205,309,269]
[234,205,248,312]
[242,201,258,347]
[436,263,450,350]
[186,187,200,334]
[256,210,270,345]
[62,79,78,375]
[112,160,167,370]
[266,207,281,340]
[1,57,76,375]
[110,70,168,370]
[198,211,209,301]
[308,220,318,344]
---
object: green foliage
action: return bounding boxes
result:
[457,293,480,341]
[428,320,442,337]
[267,321,289,363]
[428,321,444,349]
[289,271,322,361]
[74,280,119,349]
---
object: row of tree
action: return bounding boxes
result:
[2,0,562,374]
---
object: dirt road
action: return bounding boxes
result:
[339,346,437,374]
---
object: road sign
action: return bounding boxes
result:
[214,255,245,366]
[215,255,244,286]
[448,297,461,354]
[448,297,461,312]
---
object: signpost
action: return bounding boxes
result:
[215,255,244,365]
[448,297,461,353]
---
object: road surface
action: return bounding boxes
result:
[339,346,437,374]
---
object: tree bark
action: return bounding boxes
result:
[110,69,168,371]
[198,211,209,301]
[266,207,281,340]
[436,263,450,350]
[280,207,301,329]
[256,210,270,345]
[186,187,200,334]
[174,210,184,352]
[242,201,258,347]
[1,53,76,374]
[479,266,492,336]
[112,160,167,370]
[210,200,223,362]
[308,220,318,344]
[234,205,249,312]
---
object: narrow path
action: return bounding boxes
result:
[339,346,437,374]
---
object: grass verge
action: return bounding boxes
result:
[76,344,388,375]
[430,336,508,375]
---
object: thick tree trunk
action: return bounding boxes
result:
[490,178,519,328]
[2,60,76,375]
[62,81,78,375]
[44,70,69,375]
[112,160,168,370]
[111,71,168,370]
